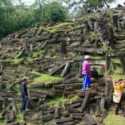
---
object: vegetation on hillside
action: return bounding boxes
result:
[0,0,116,38]
[0,0,68,38]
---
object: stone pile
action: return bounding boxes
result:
[0,7,125,125]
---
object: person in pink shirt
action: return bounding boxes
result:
[81,55,92,91]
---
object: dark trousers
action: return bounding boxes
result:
[21,96,29,112]
[115,102,121,114]
[115,95,124,114]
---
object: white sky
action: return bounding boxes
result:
[21,0,34,5]
[15,0,125,7]
[110,0,125,7]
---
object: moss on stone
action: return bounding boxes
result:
[111,74,124,81]
[77,13,99,22]
[30,71,63,86]
[47,22,74,33]
[48,96,80,108]
[31,50,44,59]
[11,58,24,65]
[0,118,4,125]
[104,111,125,125]
[88,32,101,42]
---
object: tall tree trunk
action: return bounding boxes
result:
[103,0,109,8]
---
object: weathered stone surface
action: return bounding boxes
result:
[0,7,125,125]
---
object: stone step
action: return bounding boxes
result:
[112,50,125,56]
[115,34,125,40]
[56,117,74,124]
[73,48,104,55]
[115,40,125,44]
[114,44,125,49]
[83,113,97,125]
[114,48,125,52]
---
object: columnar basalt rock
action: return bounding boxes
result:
[0,7,125,125]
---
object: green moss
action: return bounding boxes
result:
[77,13,99,22]
[9,49,44,65]
[16,113,24,123]
[111,74,124,81]
[88,32,101,42]
[48,96,79,108]
[3,58,23,65]
[32,51,41,58]
[47,22,74,33]
[31,71,63,85]
[0,118,4,125]
[11,58,24,65]
[112,59,121,64]
[31,50,44,59]
[104,112,125,125]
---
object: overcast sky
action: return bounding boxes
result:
[17,0,125,7]
[110,0,125,7]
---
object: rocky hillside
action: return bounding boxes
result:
[0,7,125,125]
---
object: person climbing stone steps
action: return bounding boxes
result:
[81,55,92,92]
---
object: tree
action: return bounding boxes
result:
[0,0,69,38]
[60,0,115,15]
[86,0,115,9]
[0,0,12,7]
[33,1,68,23]
[44,2,68,22]
[0,0,14,38]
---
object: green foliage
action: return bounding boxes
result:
[46,2,67,22]
[0,4,35,38]
[48,95,79,108]
[0,120,4,125]
[64,0,115,17]
[88,31,101,42]
[0,0,13,37]
[0,0,68,38]
[11,58,24,65]
[86,0,115,8]
[47,22,74,33]
[34,1,68,23]
[31,71,63,85]
[104,112,125,125]
[87,0,102,8]
[86,0,114,8]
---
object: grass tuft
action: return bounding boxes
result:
[48,96,79,108]
[31,71,63,85]
[104,112,125,125]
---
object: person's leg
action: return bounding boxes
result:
[115,103,120,114]
[21,97,26,112]
[122,95,125,116]
[119,95,125,115]
[87,75,92,88]
[83,75,88,90]
[84,75,92,90]
[82,75,85,91]
[25,96,29,110]
[115,99,122,115]
[81,75,88,96]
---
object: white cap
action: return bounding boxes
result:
[84,55,91,60]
